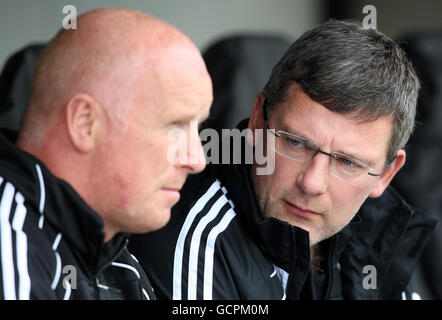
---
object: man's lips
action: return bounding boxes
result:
[160,188,182,202]
[284,200,321,219]
[162,181,186,193]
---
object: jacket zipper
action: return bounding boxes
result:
[93,239,129,299]
[324,235,338,300]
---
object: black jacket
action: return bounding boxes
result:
[0,130,155,300]
[130,119,437,300]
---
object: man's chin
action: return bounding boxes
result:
[148,188,181,213]
[136,207,172,233]
[155,205,173,225]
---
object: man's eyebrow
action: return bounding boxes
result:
[280,124,314,144]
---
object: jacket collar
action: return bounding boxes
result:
[0,129,127,272]
[209,120,311,274]
[336,186,437,298]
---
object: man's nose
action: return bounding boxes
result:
[182,128,206,174]
[296,153,329,195]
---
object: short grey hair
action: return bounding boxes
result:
[262,20,420,164]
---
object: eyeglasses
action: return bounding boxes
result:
[266,123,384,185]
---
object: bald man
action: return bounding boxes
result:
[0,8,212,300]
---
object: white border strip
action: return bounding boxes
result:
[187,194,229,299]
[0,181,17,300]
[111,262,140,279]
[203,209,236,300]
[172,180,221,300]
[12,192,31,299]
[35,164,45,229]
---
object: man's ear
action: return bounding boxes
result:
[65,93,100,153]
[247,93,266,147]
[369,149,406,198]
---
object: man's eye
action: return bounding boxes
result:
[286,137,305,148]
[337,156,362,169]
[342,158,355,166]
[171,121,187,129]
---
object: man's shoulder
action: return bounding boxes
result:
[0,133,46,212]
[336,186,438,299]
[0,175,63,299]
[0,174,48,237]
[357,186,437,229]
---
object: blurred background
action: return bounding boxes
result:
[0,0,320,69]
[0,0,441,299]
[1,0,442,69]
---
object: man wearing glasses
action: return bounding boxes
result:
[130,20,437,299]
